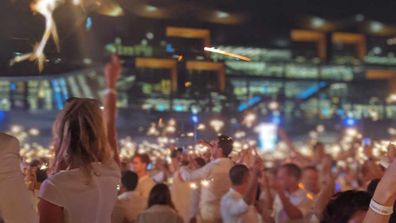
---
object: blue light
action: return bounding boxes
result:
[271,116,281,125]
[343,117,356,127]
[157,104,166,112]
[165,43,175,53]
[10,83,16,91]
[191,115,199,123]
[51,80,64,110]
[336,109,345,116]
[85,17,92,31]
[297,81,327,100]
[0,111,6,123]
[174,104,184,112]
[238,96,261,112]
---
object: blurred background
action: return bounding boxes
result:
[2,0,396,147]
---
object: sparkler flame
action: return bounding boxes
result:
[10,0,62,72]
[204,47,251,62]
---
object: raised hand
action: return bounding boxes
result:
[104,55,121,89]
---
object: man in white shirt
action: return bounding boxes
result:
[273,163,312,223]
[172,157,206,223]
[180,135,234,223]
[301,166,320,195]
[220,164,261,223]
[112,171,146,223]
[132,154,155,199]
[0,133,38,223]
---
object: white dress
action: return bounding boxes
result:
[39,161,121,223]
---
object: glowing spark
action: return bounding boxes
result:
[201,180,210,187]
[190,183,198,189]
[210,119,224,132]
[197,124,206,130]
[40,163,48,170]
[204,47,251,62]
[10,0,62,72]
[306,193,314,201]
[29,128,40,136]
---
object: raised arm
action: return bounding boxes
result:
[104,55,121,165]
[278,128,309,164]
[243,158,262,205]
[314,157,335,219]
[363,152,396,223]
[179,162,213,182]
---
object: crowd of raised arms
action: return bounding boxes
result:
[2,55,396,223]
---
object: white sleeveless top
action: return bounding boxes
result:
[39,161,120,223]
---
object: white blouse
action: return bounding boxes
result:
[39,161,121,223]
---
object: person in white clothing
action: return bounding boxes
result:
[0,133,38,223]
[179,135,234,223]
[112,171,146,223]
[136,183,183,223]
[172,157,206,223]
[132,153,156,199]
[38,55,122,223]
[221,164,261,223]
[272,163,313,223]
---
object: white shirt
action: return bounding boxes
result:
[112,191,146,223]
[136,174,155,199]
[180,157,233,221]
[273,189,312,223]
[221,188,260,223]
[0,133,38,223]
[136,205,184,223]
[180,158,233,206]
[171,170,200,222]
[39,161,120,223]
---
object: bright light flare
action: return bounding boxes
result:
[10,0,62,72]
[204,47,251,62]
[210,119,224,132]
[201,180,210,187]
[255,123,277,152]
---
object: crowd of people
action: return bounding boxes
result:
[2,55,396,223]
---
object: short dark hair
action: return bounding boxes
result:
[229,164,249,186]
[217,135,233,157]
[194,157,206,168]
[321,190,370,223]
[133,154,151,165]
[148,183,175,209]
[121,171,138,191]
[36,169,48,183]
[280,163,302,180]
[313,142,324,151]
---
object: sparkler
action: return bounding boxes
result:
[204,47,251,62]
[10,0,63,72]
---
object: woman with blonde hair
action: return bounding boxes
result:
[38,56,122,223]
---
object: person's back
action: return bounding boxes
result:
[136,205,183,223]
[115,191,146,222]
[39,161,120,223]
[0,133,38,223]
[137,183,183,223]
[112,171,146,223]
